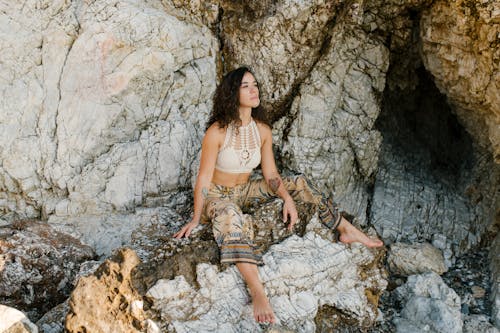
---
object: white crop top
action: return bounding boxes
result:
[215,119,262,173]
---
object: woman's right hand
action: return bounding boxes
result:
[173,219,199,239]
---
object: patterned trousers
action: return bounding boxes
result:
[202,175,341,265]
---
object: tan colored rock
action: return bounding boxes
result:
[65,248,145,333]
[420,0,500,162]
[388,242,448,276]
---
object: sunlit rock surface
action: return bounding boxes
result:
[146,232,386,333]
[0,0,498,331]
[0,304,38,333]
[387,242,447,276]
[0,0,217,221]
[65,248,146,333]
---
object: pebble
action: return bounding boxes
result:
[471,286,486,299]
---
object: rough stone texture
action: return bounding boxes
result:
[65,248,146,333]
[49,205,187,257]
[0,220,95,321]
[371,134,499,264]
[35,301,68,333]
[131,198,315,294]
[420,0,500,162]
[463,314,500,333]
[0,0,499,329]
[393,272,463,333]
[491,232,500,329]
[0,0,217,221]
[0,305,38,333]
[219,0,343,121]
[35,260,101,333]
[279,21,389,224]
[387,242,448,276]
[145,232,386,333]
[0,0,497,271]
[371,1,500,263]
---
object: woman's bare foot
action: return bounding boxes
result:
[337,218,384,248]
[251,289,275,324]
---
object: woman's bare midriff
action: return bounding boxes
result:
[212,169,252,187]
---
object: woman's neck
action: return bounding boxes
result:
[239,107,252,126]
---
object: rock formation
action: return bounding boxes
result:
[0,220,95,320]
[0,0,498,331]
[420,0,500,162]
[393,272,463,333]
[387,242,447,276]
[65,248,148,333]
[58,200,386,333]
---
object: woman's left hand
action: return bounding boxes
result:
[283,197,298,231]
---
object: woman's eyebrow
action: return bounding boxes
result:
[241,80,258,85]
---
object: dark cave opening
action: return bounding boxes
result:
[370,57,492,254]
[376,66,475,181]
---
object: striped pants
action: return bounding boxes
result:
[202,175,341,265]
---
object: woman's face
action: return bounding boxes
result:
[238,72,260,109]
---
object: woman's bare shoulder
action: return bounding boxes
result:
[255,121,272,140]
[205,122,226,143]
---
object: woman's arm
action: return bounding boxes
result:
[174,125,221,238]
[259,124,298,230]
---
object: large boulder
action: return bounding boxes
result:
[62,199,386,332]
[393,272,463,333]
[0,0,217,221]
[65,248,147,333]
[279,21,389,224]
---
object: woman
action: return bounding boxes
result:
[174,67,383,324]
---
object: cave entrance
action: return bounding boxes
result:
[371,62,490,263]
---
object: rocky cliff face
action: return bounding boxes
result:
[0,0,498,332]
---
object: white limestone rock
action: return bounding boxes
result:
[49,204,186,257]
[387,242,448,276]
[0,305,38,333]
[0,0,217,220]
[393,272,463,333]
[146,232,387,332]
[281,22,389,225]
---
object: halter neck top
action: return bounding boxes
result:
[215,119,262,173]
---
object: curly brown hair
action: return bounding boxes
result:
[206,67,271,130]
